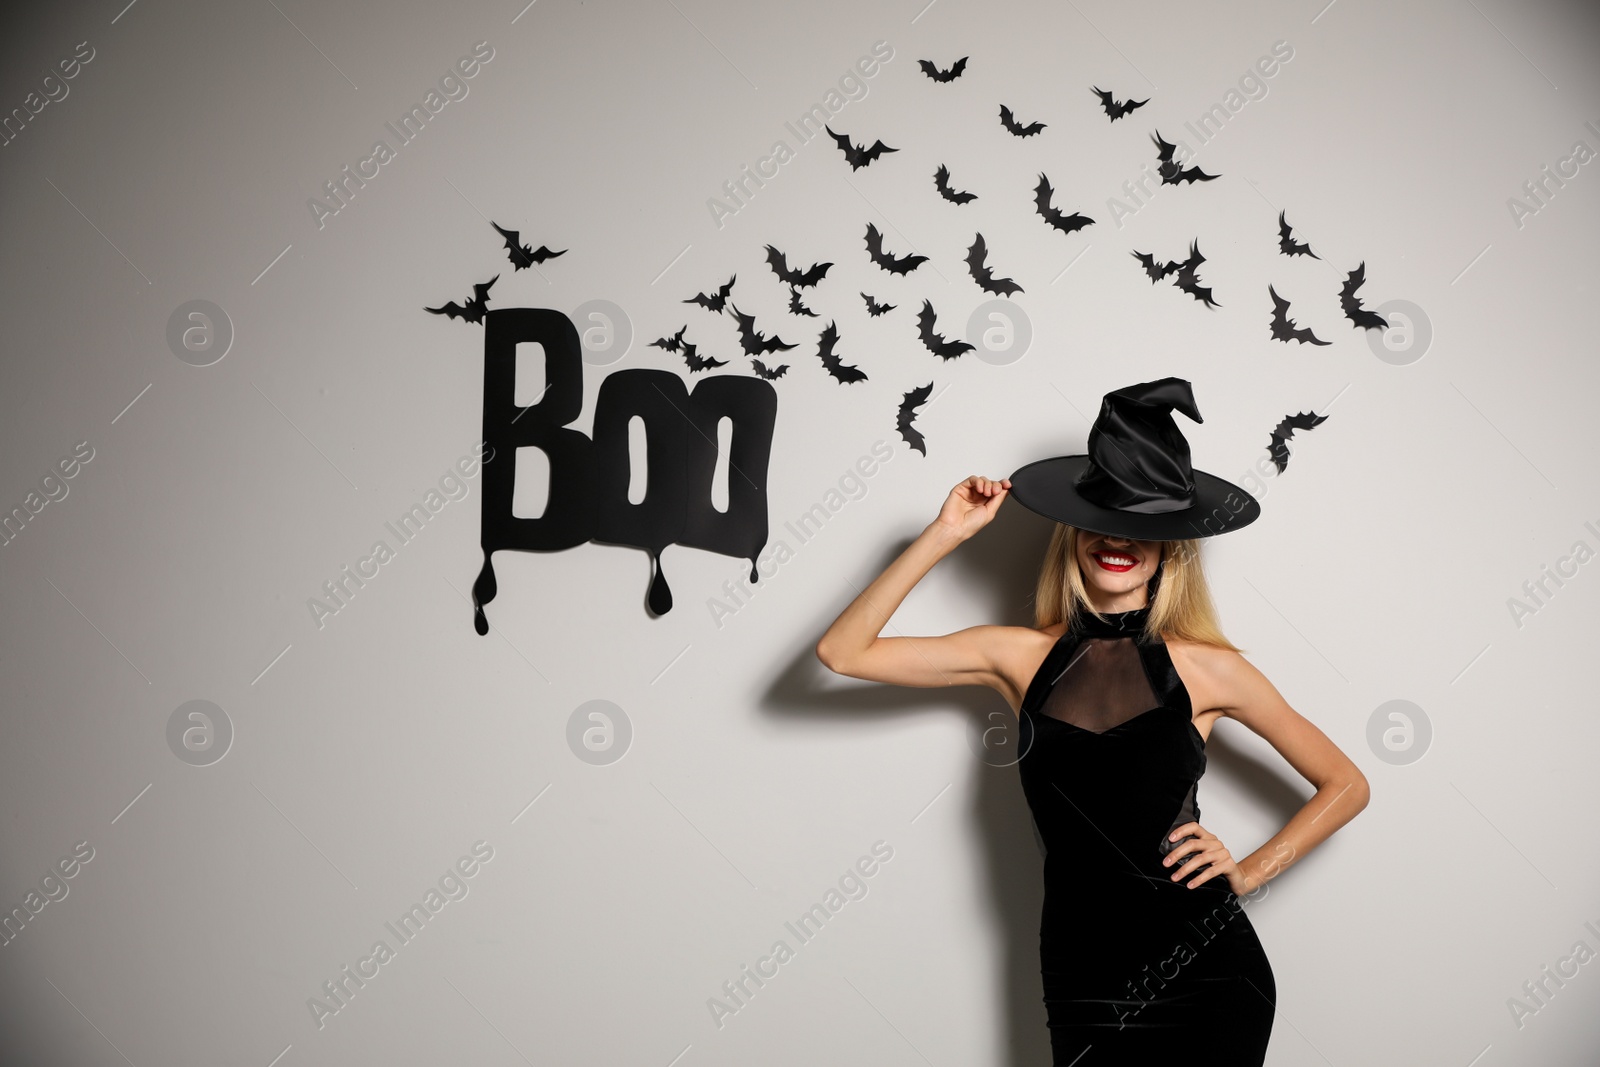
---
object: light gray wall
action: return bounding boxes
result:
[2,1,1598,1064]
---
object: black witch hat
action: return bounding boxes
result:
[1008,377,1260,540]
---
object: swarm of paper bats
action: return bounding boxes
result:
[425,57,1391,474]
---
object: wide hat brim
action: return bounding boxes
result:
[1008,455,1260,540]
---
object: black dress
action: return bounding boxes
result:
[1016,603,1276,1065]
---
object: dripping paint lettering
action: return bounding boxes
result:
[471,308,778,632]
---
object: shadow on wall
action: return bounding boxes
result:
[756,505,1309,1064]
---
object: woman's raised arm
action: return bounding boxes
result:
[815,476,1013,690]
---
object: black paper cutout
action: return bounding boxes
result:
[787,285,818,318]
[999,104,1046,137]
[425,275,497,324]
[1339,262,1388,330]
[865,223,927,275]
[685,275,736,313]
[750,357,789,380]
[472,308,777,631]
[966,233,1024,296]
[1267,285,1330,346]
[825,126,897,170]
[1267,411,1327,473]
[898,383,934,455]
[815,322,867,383]
[919,57,968,82]
[1277,211,1319,259]
[730,303,796,356]
[1034,174,1094,235]
[862,292,895,317]
[1150,130,1218,184]
[1092,86,1147,121]
[916,300,975,360]
[765,245,832,287]
[1132,240,1218,308]
[490,221,565,270]
[934,165,978,204]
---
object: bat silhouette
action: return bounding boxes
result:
[788,285,818,318]
[1092,86,1148,121]
[765,244,832,288]
[1131,249,1181,282]
[679,340,728,373]
[966,233,1024,296]
[916,300,975,360]
[815,322,867,384]
[1267,411,1328,473]
[1034,174,1094,235]
[650,325,689,353]
[826,125,898,170]
[999,104,1046,138]
[425,275,497,324]
[1268,285,1331,346]
[934,164,978,204]
[1339,262,1389,330]
[1150,131,1218,184]
[919,57,968,82]
[490,221,565,270]
[728,303,797,356]
[685,274,736,313]
[1277,211,1318,259]
[865,222,928,275]
[862,292,895,317]
[1172,240,1220,308]
[897,382,934,455]
[749,357,789,380]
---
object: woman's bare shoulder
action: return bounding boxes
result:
[1164,638,1247,715]
[984,622,1071,714]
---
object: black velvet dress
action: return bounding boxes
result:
[1016,603,1276,1065]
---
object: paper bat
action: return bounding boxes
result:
[865,223,928,275]
[765,244,832,288]
[490,221,565,269]
[1034,174,1094,235]
[425,275,497,324]
[1150,131,1218,184]
[1131,249,1181,283]
[650,325,689,353]
[749,357,789,380]
[788,285,818,318]
[966,233,1024,296]
[862,292,895,317]
[1267,410,1328,473]
[728,303,797,356]
[678,340,728,373]
[897,382,934,455]
[1277,211,1318,259]
[1172,240,1219,308]
[1267,285,1331,346]
[916,300,975,360]
[1339,262,1389,330]
[919,57,968,82]
[933,164,978,205]
[826,125,898,170]
[999,104,1046,137]
[1092,86,1148,121]
[815,322,867,384]
[685,274,736,313]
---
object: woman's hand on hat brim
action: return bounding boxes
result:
[933,476,1011,542]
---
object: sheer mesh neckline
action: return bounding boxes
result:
[1044,602,1171,734]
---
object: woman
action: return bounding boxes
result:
[816,378,1369,1065]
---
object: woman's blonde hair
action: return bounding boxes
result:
[1032,524,1242,651]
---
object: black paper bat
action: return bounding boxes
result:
[1339,262,1389,330]
[862,292,895,317]
[765,245,832,288]
[1034,174,1094,235]
[1172,240,1219,308]
[1267,285,1331,346]
[788,285,818,318]
[934,164,978,204]
[728,303,797,356]
[679,341,728,373]
[1277,211,1318,259]
[814,322,867,384]
[966,233,1024,296]
[1131,249,1181,283]
[1267,411,1328,473]
[425,275,497,324]
[1150,131,1218,185]
[897,382,934,455]
[749,357,789,380]
[919,57,968,82]
[685,274,736,313]
[865,223,928,275]
[826,125,898,170]
[650,325,689,353]
[999,104,1046,137]
[1091,86,1148,121]
[490,222,565,270]
[916,300,975,360]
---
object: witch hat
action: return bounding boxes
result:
[1008,377,1260,540]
